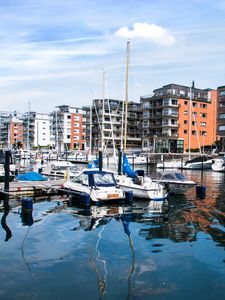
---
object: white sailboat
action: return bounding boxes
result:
[115,41,167,201]
[116,154,168,200]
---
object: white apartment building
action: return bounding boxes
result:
[34,113,51,148]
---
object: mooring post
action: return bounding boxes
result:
[4,150,10,210]
[99,149,103,171]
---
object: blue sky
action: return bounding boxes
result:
[0,0,225,113]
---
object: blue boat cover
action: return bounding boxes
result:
[122,154,137,178]
[16,171,47,181]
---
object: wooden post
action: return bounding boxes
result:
[4,150,10,210]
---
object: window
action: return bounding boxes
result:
[184,130,187,134]
[143,120,149,127]
[219,125,225,131]
[219,114,225,119]
[143,140,148,148]
[192,130,197,135]
[184,110,188,115]
[192,102,197,107]
[200,103,207,109]
[200,131,207,136]
[192,112,197,117]
[200,113,207,118]
[184,120,188,125]
[192,121,196,126]
[171,99,178,105]
[184,101,188,105]
[219,90,225,96]
[200,122,207,127]
[143,112,149,118]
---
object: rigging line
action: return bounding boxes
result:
[193,112,202,155]
[104,76,116,156]
[94,100,104,141]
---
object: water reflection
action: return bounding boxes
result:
[1,208,12,241]
[67,201,167,299]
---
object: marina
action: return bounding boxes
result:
[0,163,225,300]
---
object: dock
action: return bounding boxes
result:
[0,179,65,198]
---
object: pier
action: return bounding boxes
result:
[0,179,64,198]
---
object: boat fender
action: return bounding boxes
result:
[80,193,91,205]
[196,185,206,199]
[125,191,133,204]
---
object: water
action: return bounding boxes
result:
[0,169,225,300]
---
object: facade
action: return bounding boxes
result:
[141,84,217,153]
[0,111,24,149]
[50,105,85,152]
[23,112,51,149]
[217,86,225,151]
[84,99,142,154]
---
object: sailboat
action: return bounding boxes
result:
[116,154,167,200]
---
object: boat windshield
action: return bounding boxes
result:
[72,173,88,185]
[174,173,187,181]
[93,173,116,187]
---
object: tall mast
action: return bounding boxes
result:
[124,40,130,151]
[102,71,105,149]
[188,82,193,160]
[27,101,30,151]
[89,103,92,154]
[55,110,58,152]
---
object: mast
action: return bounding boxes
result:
[27,101,30,151]
[188,83,193,160]
[55,109,58,152]
[89,103,92,154]
[102,71,105,150]
[124,40,130,152]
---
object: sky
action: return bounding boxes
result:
[0,0,225,113]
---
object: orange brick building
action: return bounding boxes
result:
[178,89,217,151]
[141,84,217,153]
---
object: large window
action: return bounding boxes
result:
[219,90,225,96]
[219,114,225,119]
[219,125,225,131]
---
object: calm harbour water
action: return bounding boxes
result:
[0,168,225,300]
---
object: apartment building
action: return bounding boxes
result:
[83,99,142,154]
[217,85,225,151]
[23,111,51,149]
[0,111,23,149]
[50,105,85,152]
[141,83,217,153]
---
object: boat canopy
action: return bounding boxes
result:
[16,172,47,181]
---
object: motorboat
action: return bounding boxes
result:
[154,171,196,194]
[62,169,127,204]
[40,161,80,179]
[116,154,167,201]
[156,160,184,169]
[182,155,213,170]
[211,158,225,172]
[116,173,168,201]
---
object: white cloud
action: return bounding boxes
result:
[115,22,176,47]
